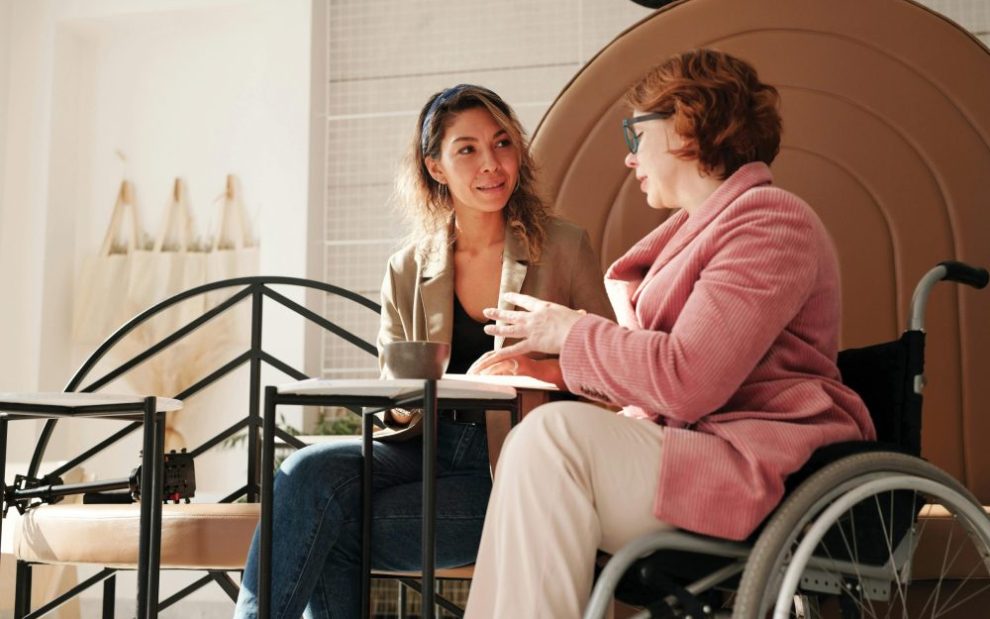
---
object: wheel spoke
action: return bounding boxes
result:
[933,582,990,618]
[824,511,879,619]
[740,456,990,619]
[930,553,988,617]
[873,494,910,615]
[921,518,954,618]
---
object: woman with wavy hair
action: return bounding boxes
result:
[233,84,611,618]
[381,84,612,391]
[464,50,875,617]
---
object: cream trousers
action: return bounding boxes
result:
[465,401,673,618]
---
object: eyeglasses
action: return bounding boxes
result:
[622,112,672,154]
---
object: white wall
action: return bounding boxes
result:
[0,0,310,613]
[0,0,10,234]
[0,0,59,466]
[0,0,11,454]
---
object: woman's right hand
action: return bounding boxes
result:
[481,292,586,358]
[468,353,565,389]
[386,409,417,426]
[467,350,520,376]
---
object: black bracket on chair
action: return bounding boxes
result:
[639,572,712,619]
[1,449,196,516]
[2,473,66,516]
[129,449,197,504]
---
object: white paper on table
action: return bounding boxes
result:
[277,377,520,400]
[440,373,559,392]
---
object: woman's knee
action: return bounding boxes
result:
[276,440,361,493]
[502,401,606,460]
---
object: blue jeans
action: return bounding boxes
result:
[233,420,491,619]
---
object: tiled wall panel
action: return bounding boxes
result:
[326,116,414,187]
[324,184,398,242]
[327,65,582,118]
[924,0,990,35]
[327,0,582,80]
[320,292,382,375]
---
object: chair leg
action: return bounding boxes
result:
[103,574,116,619]
[434,579,442,618]
[397,581,407,619]
[14,560,32,619]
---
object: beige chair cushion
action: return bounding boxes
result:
[14,502,475,578]
[373,566,475,580]
[13,503,259,570]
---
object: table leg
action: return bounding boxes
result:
[15,560,31,616]
[421,379,438,619]
[0,416,7,573]
[361,410,374,619]
[103,574,116,619]
[146,406,166,618]
[259,386,277,619]
[136,398,156,619]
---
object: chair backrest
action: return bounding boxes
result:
[837,331,925,457]
[27,276,381,506]
[531,0,990,502]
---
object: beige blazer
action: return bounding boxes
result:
[376,217,614,443]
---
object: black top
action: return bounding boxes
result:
[447,295,495,374]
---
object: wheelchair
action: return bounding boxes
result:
[586,261,990,619]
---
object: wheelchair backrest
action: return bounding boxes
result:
[836,332,925,457]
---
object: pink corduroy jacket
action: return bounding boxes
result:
[559,162,875,541]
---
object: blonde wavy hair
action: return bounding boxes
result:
[392,85,551,261]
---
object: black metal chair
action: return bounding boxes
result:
[4,277,380,618]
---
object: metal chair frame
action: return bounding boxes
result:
[9,276,381,618]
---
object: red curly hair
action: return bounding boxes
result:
[624,49,781,179]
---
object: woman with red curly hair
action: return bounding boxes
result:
[464,49,875,616]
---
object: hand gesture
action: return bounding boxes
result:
[472,292,585,371]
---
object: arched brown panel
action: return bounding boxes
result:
[532,0,990,501]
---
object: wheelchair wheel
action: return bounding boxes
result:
[734,452,990,618]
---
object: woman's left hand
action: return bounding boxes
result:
[474,292,586,369]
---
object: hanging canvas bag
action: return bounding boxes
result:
[72,180,148,345]
[124,177,208,342]
[204,174,260,338]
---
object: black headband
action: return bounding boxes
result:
[419,84,501,154]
